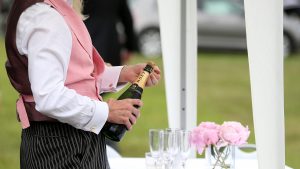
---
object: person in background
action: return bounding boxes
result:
[0,0,11,34]
[83,0,139,66]
[4,0,160,168]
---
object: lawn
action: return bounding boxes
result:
[1,37,300,168]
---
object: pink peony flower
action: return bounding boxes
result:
[189,122,220,154]
[219,121,250,146]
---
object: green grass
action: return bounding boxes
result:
[1,37,300,168]
[0,38,20,168]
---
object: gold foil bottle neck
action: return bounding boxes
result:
[134,62,155,89]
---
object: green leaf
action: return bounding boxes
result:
[211,145,215,158]
[219,146,226,153]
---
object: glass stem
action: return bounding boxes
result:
[212,153,222,169]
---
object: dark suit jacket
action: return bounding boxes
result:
[83,0,139,66]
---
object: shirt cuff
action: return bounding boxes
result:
[101,66,126,93]
[83,100,109,134]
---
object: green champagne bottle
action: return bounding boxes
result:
[102,62,155,142]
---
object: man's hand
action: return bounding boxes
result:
[119,63,161,86]
[106,98,143,130]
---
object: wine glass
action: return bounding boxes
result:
[178,130,191,169]
[162,129,180,169]
[149,129,163,157]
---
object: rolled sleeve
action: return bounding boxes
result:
[83,100,109,134]
[100,66,127,93]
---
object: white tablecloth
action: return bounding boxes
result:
[108,158,293,169]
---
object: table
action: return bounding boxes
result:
[108,158,293,169]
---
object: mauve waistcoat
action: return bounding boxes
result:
[5,0,105,128]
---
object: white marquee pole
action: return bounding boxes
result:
[157,0,197,130]
[157,0,181,129]
[184,0,197,131]
[244,0,285,168]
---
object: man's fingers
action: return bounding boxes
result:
[146,74,158,86]
[128,99,143,108]
[129,114,137,125]
[132,108,141,118]
[150,74,159,85]
[107,98,143,128]
[153,65,161,75]
[125,120,132,130]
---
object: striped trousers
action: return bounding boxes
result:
[20,122,110,169]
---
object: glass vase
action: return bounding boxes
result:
[205,145,235,169]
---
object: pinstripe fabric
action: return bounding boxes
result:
[20,122,110,169]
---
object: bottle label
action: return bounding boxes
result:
[134,71,150,89]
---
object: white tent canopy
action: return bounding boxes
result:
[157,0,285,168]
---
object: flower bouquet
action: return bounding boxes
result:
[190,121,250,169]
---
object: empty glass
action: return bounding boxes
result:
[178,130,191,169]
[148,128,191,169]
[149,129,163,157]
[162,129,180,169]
